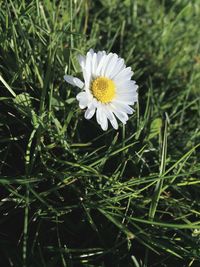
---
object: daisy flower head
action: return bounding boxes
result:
[64,49,138,131]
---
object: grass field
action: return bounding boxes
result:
[0,0,200,266]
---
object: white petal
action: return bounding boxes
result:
[96,106,102,125]
[116,80,138,91]
[114,67,133,82]
[116,89,137,98]
[78,52,92,86]
[92,52,97,75]
[100,111,108,131]
[113,111,128,124]
[76,92,89,109]
[64,75,84,88]
[117,91,137,98]
[104,106,118,130]
[96,106,108,131]
[88,48,94,55]
[84,51,94,85]
[77,55,86,69]
[110,58,125,79]
[110,116,118,130]
[112,100,134,114]
[103,53,119,78]
[84,107,96,120]
[100,53,114,77]
[117,91,138,98]
[96,53,107,76]
[115,81,138,104]
[109,103,129,124]
[88,97,98,109]
[116,95,138,104]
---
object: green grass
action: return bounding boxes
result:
[0,0,200,266]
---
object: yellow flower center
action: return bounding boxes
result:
[91,77,116,103]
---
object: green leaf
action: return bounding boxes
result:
[148,118,162,140]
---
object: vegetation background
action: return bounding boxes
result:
[0,0,200,266]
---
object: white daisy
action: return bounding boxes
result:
[64,49,138,131]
